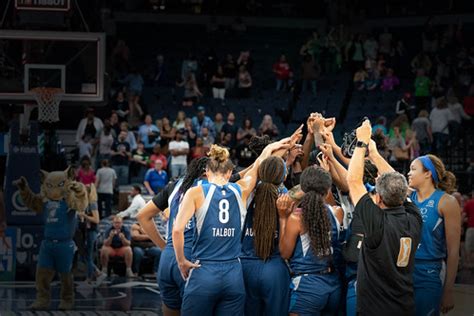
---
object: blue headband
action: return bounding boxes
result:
[365,183,376,193]
[417,156,439,183]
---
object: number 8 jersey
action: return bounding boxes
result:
[192,183,247,261]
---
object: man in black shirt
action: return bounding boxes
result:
[220,112,238,147]
[111,131,131,186]
[346,119,422,316]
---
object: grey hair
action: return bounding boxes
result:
[375,172,408,207]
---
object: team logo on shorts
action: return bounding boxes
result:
[397,237,412,268]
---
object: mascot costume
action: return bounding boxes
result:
[14,167,88,310]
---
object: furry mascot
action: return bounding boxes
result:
[14,167,88,310]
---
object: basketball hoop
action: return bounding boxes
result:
[29,87,64,123]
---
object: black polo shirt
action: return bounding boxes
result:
[355,193,422,316]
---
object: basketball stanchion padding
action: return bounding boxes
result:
[29,87,64,123]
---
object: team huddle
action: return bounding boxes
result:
[136,113,460,316]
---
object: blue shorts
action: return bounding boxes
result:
[157,247,186,310]
[289,272,341,316]
[38,239,75,273]
[413,260,444,316]
[241,257,290,316]
[181,259,245,316]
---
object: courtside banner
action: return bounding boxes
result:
[15,0,71,11]
[0,227,16,281]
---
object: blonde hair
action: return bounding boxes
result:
[207,145,233,174]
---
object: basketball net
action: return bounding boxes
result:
[29,87,64,123]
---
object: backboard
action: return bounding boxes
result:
[0,30,105,103]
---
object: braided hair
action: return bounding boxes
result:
[300,166,333,257]
[253,156,285,260]
[179,157,209,195]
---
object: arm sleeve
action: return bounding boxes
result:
[152,181,176,210]
[354,193,385,248]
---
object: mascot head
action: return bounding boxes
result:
[40,166,76,201]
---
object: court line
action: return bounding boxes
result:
[0,291,127,302]
[145,287,161,295]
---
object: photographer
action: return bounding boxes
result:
[346,119,422,315]
[99,216,134,278]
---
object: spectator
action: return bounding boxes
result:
[411,52,432,75]
[464,193,474,268]
[447,96,471,146]
[76,108,104,143]
[97,126,114,165]
[395,93,416,121]
[214,113,224,135]
[120,122,138,151]
[258,115,279,139]
[144,160,168,195]
[192,106,216,138]
[411,110,433,155]
[168,131,190,179]
[183,118,197,148]
[100,216,134,278]
[116,185,146,219]
[365,68,380,91]
[203,50,218,87]
[237,50,253,73]
[237,118,257,143]
[130,142,150,182]
[238,66,252,98]
[301,54,320,95]
[414,69,432,110]
[211,66,226,101]
[148,144,167,170]
[346,120,421,315]
[388,126,411,172]
[372,116,388,135]
[96,159,117,218]
[430,98,453,155]
[363,34,379,60]
[159,116,176,150]
[110,112,121,137]
[191,137,208,159]
[381,68,400,91]
[76,158,96,186]
[222,54,237,90]
[181,53,198,80]
[273,54,293,91]
[235,134,257,168]
[220,112,238,147]
[138,115,160,153]
[378,27,393,55]
[78,135,93,160]
[345,33,365,70]
[121,68,145,116]
[177,73,202,107]
[153,54,166,86]
[388,114,410,140]
[172,111,186,131]
[112,91,129,122]
[111,131,132,186]
[201,127,215,148]
[131,222,162,276]
[353,67,368,91]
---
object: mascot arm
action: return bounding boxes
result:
[65,181,89,213]
[13,177,43,213]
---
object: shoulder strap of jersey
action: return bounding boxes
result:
[195,184,216,236]
[227,183,247,230]
[168,179,183,206]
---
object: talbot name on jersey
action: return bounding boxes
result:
[212,227,235,237]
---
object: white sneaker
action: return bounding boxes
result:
[126,268,135,278]
[95,272,107,286]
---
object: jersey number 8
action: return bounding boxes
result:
[219,199,230,224]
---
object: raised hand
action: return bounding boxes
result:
[319,143,335,161]
[276,194,295,218]
[356,119,372,144]
[290,124,304,145]
[324,117,336,132]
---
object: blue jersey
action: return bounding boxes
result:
[240,195,281,259]
[290,205,343,274]
[410,190,446,260]
[43,200,77,240]
[166,179,208,253]
[193,182,246,261]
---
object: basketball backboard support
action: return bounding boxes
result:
[0,30,105,103]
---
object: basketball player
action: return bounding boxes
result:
[173,140,290,315]
[137,157,208,316]
[278,166,344,315]
[408,155,461,315]
[240,156,291,316]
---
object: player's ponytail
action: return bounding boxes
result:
[207,145,234,174]
[253,156,285,260]
[300,166,332,257]
[180,157,209,195]
[425,154,457,194]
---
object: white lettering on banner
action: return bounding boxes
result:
[212,227,235,237]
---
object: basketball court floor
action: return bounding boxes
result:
[1,272,474,315]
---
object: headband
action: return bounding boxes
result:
[417,155,439,183]
[364,183,376,193]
